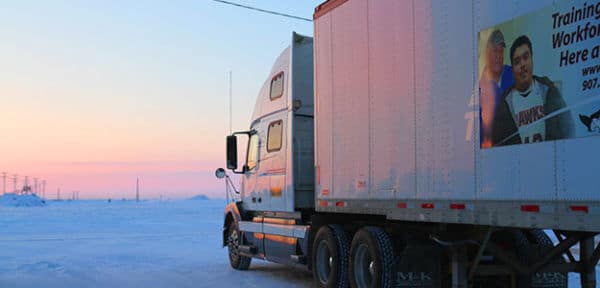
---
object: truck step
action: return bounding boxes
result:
[290,254,306,264]
[239,245,257,255]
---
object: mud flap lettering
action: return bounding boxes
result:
[396,272,434,286]
[395,245,441,288]
[531,272,568,288]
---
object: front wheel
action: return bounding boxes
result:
[227,221,251,270]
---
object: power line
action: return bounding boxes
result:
[210,0,312,22]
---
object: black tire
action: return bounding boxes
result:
[529,229,554,247]
[312,224,350,288]
[227,221,251,270]
[349,226,395,288]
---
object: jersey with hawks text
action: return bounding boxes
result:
[507,79,548,144]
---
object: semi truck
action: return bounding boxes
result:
[215,0,600,287]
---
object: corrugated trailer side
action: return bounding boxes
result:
[314,0,600,232]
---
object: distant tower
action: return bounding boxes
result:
[57,187,61,200]
[33,178,38,195]
[1,172,6,195]
[12,174,17,194]
[136,178,140,202]
[23,176,29,195]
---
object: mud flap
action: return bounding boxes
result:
[526,244,568,288]
[395,245,442,288]
[530,272,568,288]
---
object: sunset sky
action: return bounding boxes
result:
[0,0,321,199]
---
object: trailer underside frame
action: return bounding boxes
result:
[439,228,600,288]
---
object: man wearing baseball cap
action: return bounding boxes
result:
[479,29,514,148]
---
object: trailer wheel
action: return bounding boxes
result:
[349,226,395,288]
[227,221,251,270]
[312,225,350,288]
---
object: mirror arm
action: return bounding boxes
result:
[225,175,240,194]
[230,165,249,174]
[231,130,256,136]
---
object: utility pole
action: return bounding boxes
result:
[1,172,6,195]
[57,187,61,201]
[33,178,38,195]
[12,174,17,194]
[229,71,233,134]
[23,176,29,195]
[42,180,46,199]
[136,178,139,202]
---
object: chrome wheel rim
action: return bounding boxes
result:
[228,228,239,261]
[316,240,332,284]
[354,243,374,288]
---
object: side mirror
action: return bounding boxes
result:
[215,168,226,179]
[226,135,238,170]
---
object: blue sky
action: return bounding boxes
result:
[0,1,322,198]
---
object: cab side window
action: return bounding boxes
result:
[267,120,283,152]
[269,72,284,100]
[246,134,259,170]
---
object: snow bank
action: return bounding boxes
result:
[189,194,209,200]
[0,193,46,207]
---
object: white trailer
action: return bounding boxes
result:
[217,0,600,287]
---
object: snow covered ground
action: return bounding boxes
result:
[0,198,597,287]
[0,199,312,288]
[0,193,45,207]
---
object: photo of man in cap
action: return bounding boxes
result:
[491,35,574,146]
[479,29,514,148]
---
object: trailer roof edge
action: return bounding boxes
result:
[314,0,348,20]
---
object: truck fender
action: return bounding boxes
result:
[223,201,244,247]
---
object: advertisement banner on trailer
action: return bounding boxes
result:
[478,0,600,148]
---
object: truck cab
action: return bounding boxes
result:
[219,32,315,268]
[236,32,314,213]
